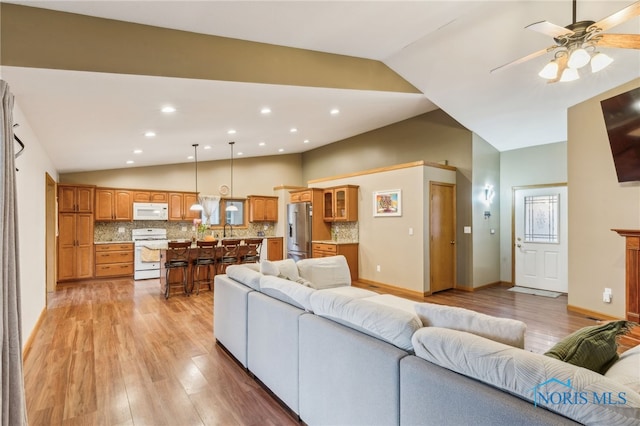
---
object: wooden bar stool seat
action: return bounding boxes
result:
[217,239,241,275]
[241,238,263,264]
[192,240,217,294]
[164,241,191,299]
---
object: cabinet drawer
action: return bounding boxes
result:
[312,243,337,256]
[95,263,134,277]
[96,243,134,252]
[95,251,134,264]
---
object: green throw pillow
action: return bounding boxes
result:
[544,320,632,374]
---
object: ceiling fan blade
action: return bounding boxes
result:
[490,46,558,74]
[526,21,574,38]
[589,1,640,32]
[598,33,640,49]
[546,54,569,84]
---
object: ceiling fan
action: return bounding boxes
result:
[491,0,640,83]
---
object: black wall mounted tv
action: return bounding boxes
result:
[601,86,640,183]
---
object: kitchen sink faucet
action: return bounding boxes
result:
[223,222,233,238]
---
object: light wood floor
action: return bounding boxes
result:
[24,279,602,425]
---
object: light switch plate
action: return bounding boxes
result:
[463,226,471,234]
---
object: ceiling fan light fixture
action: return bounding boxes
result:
[560,67,580,82]
[590,52,614,73]
[538,60,559,79]
[567,47,591,69]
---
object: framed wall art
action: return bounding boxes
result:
[373,189,402,217]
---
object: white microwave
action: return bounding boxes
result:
[133,203,168,221]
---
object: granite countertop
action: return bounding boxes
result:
[312,240,359,244]
[94,240,134,244]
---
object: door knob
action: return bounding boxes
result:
[516,244,522,248]
[450,240,455,245]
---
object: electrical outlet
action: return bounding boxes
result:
[117,227,125,233]
[181,226,187,232]
[376,265,381,272]
[409,227,413,236]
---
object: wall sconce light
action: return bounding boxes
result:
[484,184,495,203]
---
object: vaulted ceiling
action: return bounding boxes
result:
[2,1,639,173]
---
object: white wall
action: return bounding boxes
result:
[471,135,501,287]
[312,163,455,294]
[13,101,58,346]
[568,78,640,318]
[499,142,567,283]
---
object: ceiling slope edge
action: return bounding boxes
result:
[0,3,422,94]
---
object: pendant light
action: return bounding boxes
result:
[225,141,238,212]
[190,143,204,211]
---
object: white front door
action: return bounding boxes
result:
[514,186,568,293]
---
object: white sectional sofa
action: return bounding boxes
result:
[213,256,640,426]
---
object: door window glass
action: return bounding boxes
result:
[524,194,559,243]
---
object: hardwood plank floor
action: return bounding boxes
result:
[24,279,612,425]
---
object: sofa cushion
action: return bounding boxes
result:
[605,344,640,393]
[319,286,378,299]
[309,291,422,351]
[296,255,351,289]
[412,327,640,425]
[366,294,419,315]
[259,275,314,311]
[226,265,262,291]
[260,258,300,281]
[544,320,632,374]
[414,302,526,349]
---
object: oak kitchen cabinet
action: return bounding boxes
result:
[323,185,359,222]
[248,195,278,222]
[312,242,359,281]
[58,184,94,213]
[95,243,134,278]
[95,188,133,221]
[168,192,200,221]
[58,185,95,281]
[266,237,283,261]
[132,191,168,203]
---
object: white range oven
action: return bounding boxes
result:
[132,228,168,280]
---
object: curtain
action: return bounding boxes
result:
[199,195,220,225]
[0,80,27,425]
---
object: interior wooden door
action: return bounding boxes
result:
[430,182,456,293]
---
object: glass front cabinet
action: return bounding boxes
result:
[322,185,359,222]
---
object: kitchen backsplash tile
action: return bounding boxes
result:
[331,222,358,243]
[95,221,275,242]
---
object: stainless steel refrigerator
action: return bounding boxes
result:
[287,202,313,261]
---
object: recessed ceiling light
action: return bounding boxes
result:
[278,148,285,152]
[144,131,156,138]
[161,106,176,113]
[290,128,298,133]
[187,155,194,160]
[261,107,271,114]
[259,142,266,147]
[126,160,134,165]
[228,129,236,135]
[203,145,212,150]
[133,149,143,154]
[330,108,340,115]
[303,139,310,144]
[237,152,244,156]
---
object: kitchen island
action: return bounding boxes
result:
[156,237,283,297]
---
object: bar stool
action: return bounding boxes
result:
[241,238,263,264]
[164,241,191,299]
[217,239,241,275]
[192,240,217,294]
